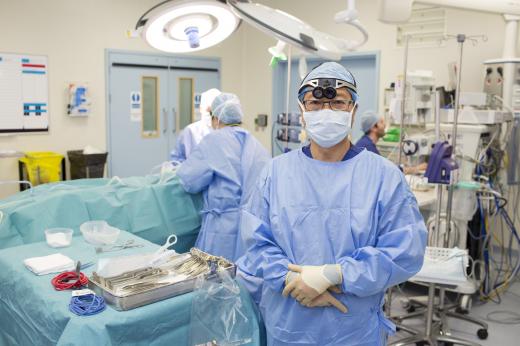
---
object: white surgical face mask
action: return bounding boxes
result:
[303,109,353,148]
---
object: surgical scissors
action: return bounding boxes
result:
[95,239,144,254]
[155,234,177,254]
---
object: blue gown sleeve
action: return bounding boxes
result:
[338,171,427,297]
[170,130,188,162]
[239,166,291,293]
[176,138,214,193]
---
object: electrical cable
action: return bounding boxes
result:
[479,185,520,301]
[69,294,106,316]
[479,129,500,161]
[51,271,88,291]
[484,310,520,325]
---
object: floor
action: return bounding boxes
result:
[387,279,520,346]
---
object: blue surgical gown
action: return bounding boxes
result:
[177,126,270,262]
[171,120,213,162]
[237,148,427,346]
[356,134,380,155]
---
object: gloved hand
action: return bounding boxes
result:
[282,264,343,304]
[307,291,348,313]
[283,272,347,313]
[282,271,321,302]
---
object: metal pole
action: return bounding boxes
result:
[397,35,410,167]
[445,34,465,247]
[433,188,443,247]
[502,15,520,110]
[425,283,436,337]
[431,90,443,247]
[439,287,449,335]
[284,46,292,152]
[285,45,292,118]
[434,89,441,142]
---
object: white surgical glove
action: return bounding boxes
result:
[307,290,348,313]
[282,264,343,303]
[283,270,347,313]
[293,264,342,293]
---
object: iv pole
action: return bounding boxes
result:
[397,35,410,167]
[444,34,465,246]
[443,34,487,246]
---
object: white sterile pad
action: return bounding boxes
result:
[24,253,75,275]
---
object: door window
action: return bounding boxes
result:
[178,77,194,130]
[142,76,159,137]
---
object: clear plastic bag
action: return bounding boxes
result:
[189,269,254,346]
[451,188,477,221]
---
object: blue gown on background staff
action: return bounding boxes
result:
[170,88,221,162]
[176,93,270,262]
[356,110,384,155]
[356,134,380,155]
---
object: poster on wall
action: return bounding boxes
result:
[130,91,142,122]
[0,53,49,133]
[193,93,201,121]
[67,83,91,117]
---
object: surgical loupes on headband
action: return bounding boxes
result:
[300,77,357,99]
[312,86,337,99]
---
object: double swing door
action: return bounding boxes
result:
[107,51,220,177]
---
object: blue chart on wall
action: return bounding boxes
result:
[0,53,49,133]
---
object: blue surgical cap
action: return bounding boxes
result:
[298,62,358,103]
[360,110,381,133]
[211,92,243,124]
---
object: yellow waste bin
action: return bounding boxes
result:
[19,152,65,187]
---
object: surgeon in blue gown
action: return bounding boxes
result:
[170,88,221,162]
[236,62,427,346]
[176,93,270,262]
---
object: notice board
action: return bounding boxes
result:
[0,53,49,133]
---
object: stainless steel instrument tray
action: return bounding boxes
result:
[88,252,236,311]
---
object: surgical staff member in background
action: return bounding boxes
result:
[357,111,428,174]
[170,88,221,162]
[237,62,427,345]
[356,110,386,155]
[177,93,270,262]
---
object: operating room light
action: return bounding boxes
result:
[137,0,240,53]
[167,15,213,41]
[227,0,368,60]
